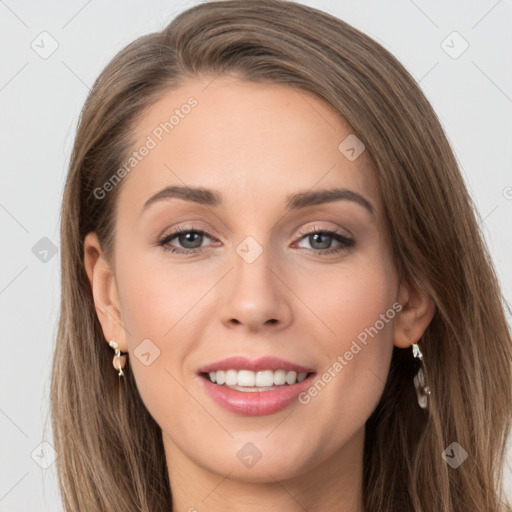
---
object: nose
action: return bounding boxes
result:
[218,244,293,333]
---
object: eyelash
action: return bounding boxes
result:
[155,225,355,256]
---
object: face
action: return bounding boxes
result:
[88,75,412,487]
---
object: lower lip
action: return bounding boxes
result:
[199,373,316,416]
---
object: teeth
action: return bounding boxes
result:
[238,369,256,386]
[273,369,286,385]
[206,369,310,387]
[255,370,273,387]
[225,369,237,386]
[286,371,297,385]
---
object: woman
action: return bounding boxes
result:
[50,0,512,510]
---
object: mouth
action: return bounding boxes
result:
[197,356,317,416]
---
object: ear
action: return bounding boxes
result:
[83,232,128,352]
[393,275,436,348]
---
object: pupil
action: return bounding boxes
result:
[180,232,202,248]
[311,233,330,250]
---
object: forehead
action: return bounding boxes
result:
[118,75,380,216]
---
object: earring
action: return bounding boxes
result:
[109,340,127,377]
[412,342,431,410]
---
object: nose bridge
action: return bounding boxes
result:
[230,208,278,283]
[218,232,293,330]
[234,236,276,288]
[232,233,278,298]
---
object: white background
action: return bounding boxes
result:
[0,0,511,510]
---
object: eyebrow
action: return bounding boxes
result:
[140,185,374,216]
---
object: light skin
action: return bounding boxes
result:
[84,75,435,512]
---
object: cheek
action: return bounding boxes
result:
[291,254,397,430]
[114,251,216,425]
[115,250,209,337]
[293,252,397,351]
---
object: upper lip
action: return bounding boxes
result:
[198,356,316,374]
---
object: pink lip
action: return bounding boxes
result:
[199,372,317,416]
[197,356,315,374]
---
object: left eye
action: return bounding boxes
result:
[296,230,354,253]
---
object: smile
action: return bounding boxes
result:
[197,356,317,416]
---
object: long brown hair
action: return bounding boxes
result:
[50,1,512,510]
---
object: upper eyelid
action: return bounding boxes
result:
[297,224,350,236]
